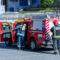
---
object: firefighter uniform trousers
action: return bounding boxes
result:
[17,30,21,48]
[53,38,60,52]
[53,24,60,52]
[17,31,24,49]
[21,31,25,49]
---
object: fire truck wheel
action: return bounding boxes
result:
[30,39,37,50]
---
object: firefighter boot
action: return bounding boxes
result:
[54,50,59,54]
[18,47,21,50]
[21,46,25,50]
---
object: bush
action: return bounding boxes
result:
[40,0,54,8]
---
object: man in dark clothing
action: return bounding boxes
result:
[51,19,60,54]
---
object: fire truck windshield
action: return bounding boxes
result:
[31,20,43,31]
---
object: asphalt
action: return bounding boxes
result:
[0,43,60,60]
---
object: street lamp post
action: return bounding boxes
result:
[28,0,30,9]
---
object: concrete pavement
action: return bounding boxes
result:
[0,43,60,60]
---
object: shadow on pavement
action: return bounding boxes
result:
[0,42,17,50]
[22,48,54,54]
[0,42,54,54]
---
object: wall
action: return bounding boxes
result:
[7,0,19,12]
[7,0,40,12]
[0,0,5,13]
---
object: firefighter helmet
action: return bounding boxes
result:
[53,19,58,25]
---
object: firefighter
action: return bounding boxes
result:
[53,16,58,21]
[13,25,22,50]
[51,17,60,54]
[21,24,27,49]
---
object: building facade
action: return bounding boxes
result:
[0,0,5,13]
[1,0,60,12]
[2,0,40,12]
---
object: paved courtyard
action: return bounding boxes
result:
[0,43,60,60]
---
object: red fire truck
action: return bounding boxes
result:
[11,15,52,50]
[0,22,12,46]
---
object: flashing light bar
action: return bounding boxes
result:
[23,18,31,21]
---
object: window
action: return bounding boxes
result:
[2,25,6,30]
[31,20,42,31]
[20,0,28,6]
[16,23,21,27]
[2,24,10,31]
[32,0,36,4]
[2,24,11,39]
[9,7,14,12]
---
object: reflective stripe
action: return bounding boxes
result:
[53,26,60,38]
[53,36,60,38]
[54,50,59,52]
[54,26,56,36]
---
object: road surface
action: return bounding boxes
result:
[0,43,60,60]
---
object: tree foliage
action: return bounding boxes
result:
[40,0,54,8]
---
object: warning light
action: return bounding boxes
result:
[2,23,8,25]
[23,18,31,21]
[16,19,24,22]
[46,18,48,20]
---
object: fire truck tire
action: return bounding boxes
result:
[5,38,12,46]
[30,39,37,50]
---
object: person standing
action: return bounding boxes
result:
[51,17,60,54]
[13,25,22,50]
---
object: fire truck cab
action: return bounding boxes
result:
[0,22,12,46]
[12,15,52,50]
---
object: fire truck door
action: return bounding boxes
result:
[22,23,28,41]
[2,24,11,41]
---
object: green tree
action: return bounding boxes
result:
[40,0,54,8]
